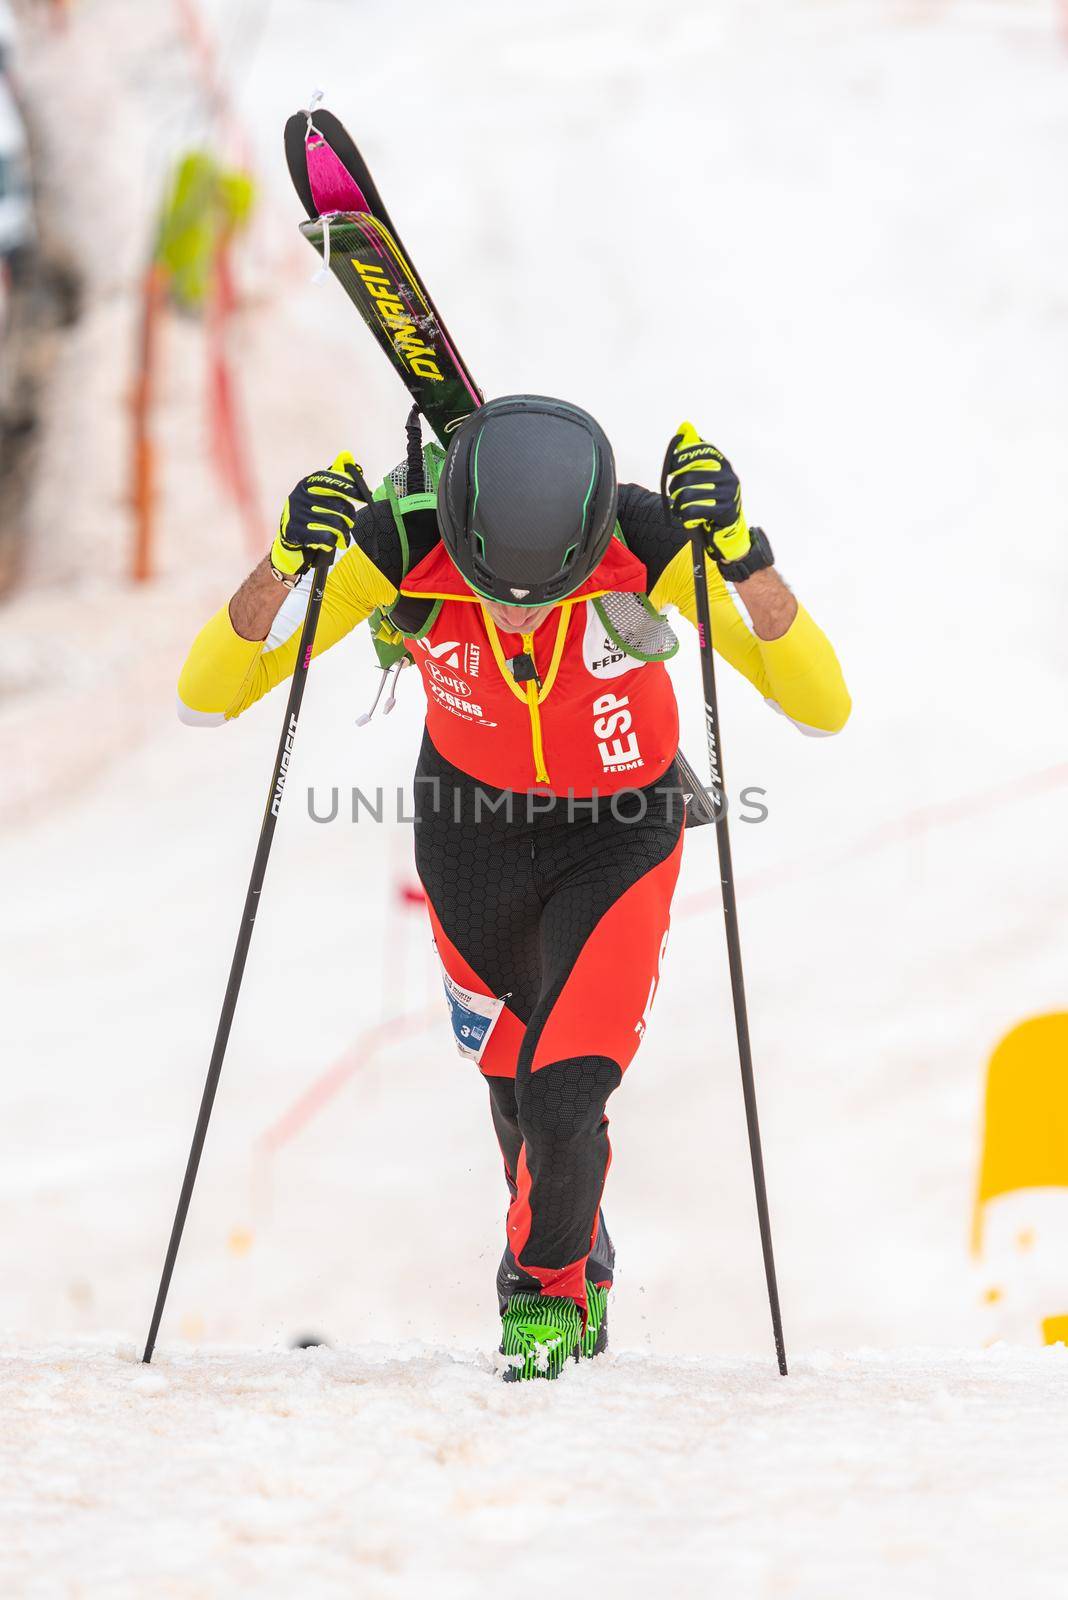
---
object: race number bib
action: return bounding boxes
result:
[440,969,506,1064]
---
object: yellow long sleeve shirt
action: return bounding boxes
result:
[178,484,850,742]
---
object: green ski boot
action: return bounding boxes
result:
[499,1283,610,1381]
[582,1281,609,1359]
[500,1293,581,1382]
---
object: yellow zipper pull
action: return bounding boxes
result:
[521,631,550,785]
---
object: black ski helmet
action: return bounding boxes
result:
[437,395,618,606]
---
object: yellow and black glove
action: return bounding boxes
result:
[270,452,368,584]
[664,422,774,581]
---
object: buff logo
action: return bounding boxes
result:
[353,261,444,382]
[271,714,298,817]
[593,691,644,772]
[427,662,472,697]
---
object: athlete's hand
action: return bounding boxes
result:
[664,422,751,568]
[270,453,366,578]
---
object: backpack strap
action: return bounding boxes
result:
[366,420,448,663]
[405,403,426,495]
[592,591,679,663]
[590,521,678,664]
[384,509,440,637]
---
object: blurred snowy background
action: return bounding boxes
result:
[3,0,1067,1356]
[0,2,1066,1592]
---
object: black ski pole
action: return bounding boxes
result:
[661,449,788,1377]
[142,548,334,1363]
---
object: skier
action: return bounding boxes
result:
[178,396,850,1379]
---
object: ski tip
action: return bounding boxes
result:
[284,111,318,220]
[284,105,371,220]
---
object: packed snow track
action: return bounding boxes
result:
[2,1340,1065,1599]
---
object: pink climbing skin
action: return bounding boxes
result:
[305,129,369,215]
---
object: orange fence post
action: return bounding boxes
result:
[206,240,264,557]
[130,262,166,584]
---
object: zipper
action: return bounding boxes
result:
[479,606,573,789]
[521,630,550,785]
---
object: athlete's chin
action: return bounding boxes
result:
[481,601,555,635]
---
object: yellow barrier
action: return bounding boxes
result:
[972,1014,1068,1255]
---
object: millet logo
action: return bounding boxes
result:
[415,637,462,670]
[415,639,481,678]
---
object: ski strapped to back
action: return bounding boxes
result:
[283,99,714,828]
[284,101,482,444]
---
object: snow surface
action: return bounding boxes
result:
[2,0,1067,1593]
[4,1338,1068,1600]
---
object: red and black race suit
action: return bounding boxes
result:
[398,532,680,796]
[178,477,849,1323]
[415,733,685,1316]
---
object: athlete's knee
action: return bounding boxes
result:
[517,1056,622,1143]
[486,1073,519,1124]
